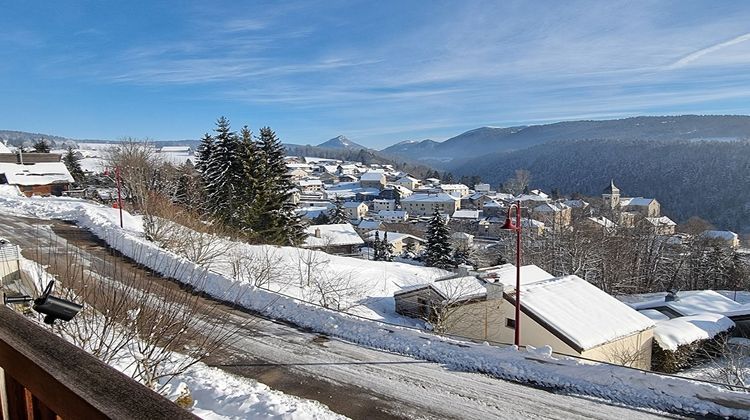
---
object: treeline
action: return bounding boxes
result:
[452,139,750,232]
[104,118,306,247]
[504,217,749,296]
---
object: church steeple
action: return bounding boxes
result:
[602,179,620,209]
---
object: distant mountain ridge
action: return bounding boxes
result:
[381,115,750,166]
[317,135,367,150]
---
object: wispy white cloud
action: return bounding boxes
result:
[667,32,750,69]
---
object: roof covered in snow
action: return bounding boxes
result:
[653,313,734,351]
[360,171,385,181]
[0,162,74,185]
[401,193,458,203]
[452,209,480,219]
[521,275,655,351]
[302,224,364,248]
[475,264,553,289]
[364,230,424,244]
[0,143,12,154]
[620,197,656,207]
[701,230,739,241]
[631,290,750,318]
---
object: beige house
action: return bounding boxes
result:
[394,265,655,369]
[360,171,386,190]
[395,176,420,191]
[364,231,425,254]
[440,183,470,198]
[620,197,660,217]
[530,202,572,228]
[642,216,677,235]
[401,193,460,216]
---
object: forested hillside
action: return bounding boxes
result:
[452,139,750,232]
[383,115,750,164]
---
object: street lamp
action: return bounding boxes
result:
[104,167,124,228]
[501,200,522,347]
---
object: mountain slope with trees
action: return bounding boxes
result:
[383,115,750,165]
[452,139,750,232]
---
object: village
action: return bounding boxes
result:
[0,141,746,382]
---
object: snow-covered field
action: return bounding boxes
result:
[2,188,750,418]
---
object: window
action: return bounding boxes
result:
[505,318,515,329]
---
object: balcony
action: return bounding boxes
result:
[0,306,197,419]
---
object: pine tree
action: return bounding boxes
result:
[62,147,85,183]
[373,231,382,261]
[33,139,51,153]
[194,133,215,175]
[329,198,349,224]
[203,117,245,225]
[424,209,454,269]
[382,232,394,262]
[248,127,306,245]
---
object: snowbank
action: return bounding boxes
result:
[2,194,750,418]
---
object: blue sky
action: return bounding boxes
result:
[2,1,750,149]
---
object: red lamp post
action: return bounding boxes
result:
[104,167,124,228]
[501,200,522,347]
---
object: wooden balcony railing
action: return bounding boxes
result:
[0,306,198,419]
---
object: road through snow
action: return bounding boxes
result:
[0,214,674,420]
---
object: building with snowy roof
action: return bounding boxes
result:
[302,224,364,255]
[0,160,74,196]
[359,171,386,190]
[641,216,677,235]
[363,230,425,254]
[401,193,460,216]
[700,230,740,248]
[440,183,470,198]
[395,266,655,368]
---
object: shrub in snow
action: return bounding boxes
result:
[652,330,733,373]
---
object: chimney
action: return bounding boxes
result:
[314,228,321,238]
[485,280,504,300]
[456,263,472,276]
[665,289,679,302]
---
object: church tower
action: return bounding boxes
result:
[602,179,620,209]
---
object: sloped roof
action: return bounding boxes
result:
[360,171,385,181]
[631,290,750,318]
[620,197,656,207]
[401,193,458,203]
[602,179,619,194]
[521,275,655,351]
[653,314,734,351]
[0,162,74,185]
[302,224,364,248]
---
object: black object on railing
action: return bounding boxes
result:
[4,280,83,325]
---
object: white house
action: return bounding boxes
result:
[375,210,408,223]
[440,184,470,198]
[296,179,323,193]
[372,198,396,212]
[343,201,368,220]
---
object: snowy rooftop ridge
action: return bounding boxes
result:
[302,223,364,248]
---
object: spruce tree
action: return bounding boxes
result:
[195,133,215,175]
[373,231,382,261]
[329,198,349,224]
[62,146,85,183]
[33,139,51,153]
[382,231,394,262]
[249,127,306,245]
[424,209,454,269]
[203,117,245,225]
